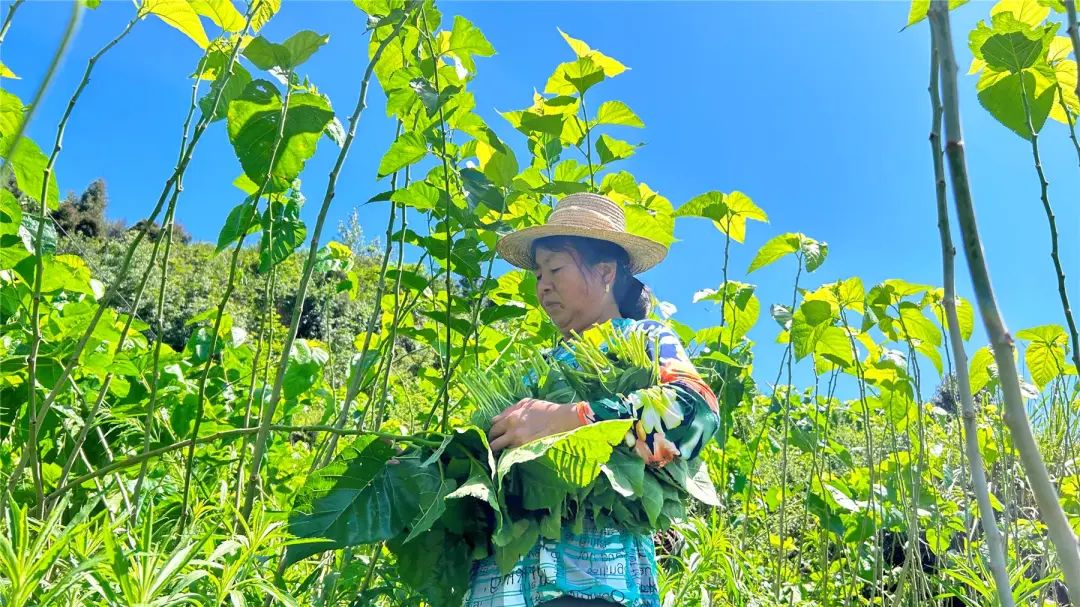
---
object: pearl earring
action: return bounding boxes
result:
[605,283,611,294]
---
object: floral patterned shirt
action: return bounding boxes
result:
[464,317,720,607]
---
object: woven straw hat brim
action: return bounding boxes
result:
[496,224,668,275]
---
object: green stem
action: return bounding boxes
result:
[46,425,442,503]
[50,375,110,508]
[774,255,802,602]
[0,0,25,44]
[838,306,881,603]
[234,267,276,506]
[317,122,404,469]
[928,0,1080,593]
[3,0,83,505]
[1056,88,1080,168]
[418,5,457,433]
[0,0,81,175]
[355,544,384,602]
[371,195,409,432]
[1017,69,1080,390]
[241,9,413,521]
[22,12,256,482]
[580,91,595,188]
[133,49,210,517]
[181,69,296,526]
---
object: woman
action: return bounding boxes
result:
[463,192,721,607]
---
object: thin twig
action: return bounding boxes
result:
[0,0,26,44]
[317,122,405,469]
[181,68,297,527]
[1016,69,1080,388]
[134,52,211,514]
[46,425,442,503]
[20,8,258,488]
[1056,87,1080,168]
[240,8,415,520]
[5,0,84,503]
[418,4,457,433]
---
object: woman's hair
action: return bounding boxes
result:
[530,235,651,320]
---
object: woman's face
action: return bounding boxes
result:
[533,245,617,337]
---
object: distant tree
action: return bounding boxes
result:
[52,179,108,238]
[129,217,193,245]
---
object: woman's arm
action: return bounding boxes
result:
[572,319,720,467]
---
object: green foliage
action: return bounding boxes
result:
[2,2,1078,606]
[226,80,335,193]
[967,0,1077,138]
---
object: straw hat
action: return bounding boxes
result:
[496,192,668,274]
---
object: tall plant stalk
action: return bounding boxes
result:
[774,255,802,602]
[928,0,1080,595]
[233,267,276,505]
[17,7,258,492]
[371,197,409,431]
[1016,73,1080,383]
[316,123,404,470]
[7,0,84,502]
[838,306,883,603]
[180,69,296,525]
[240,9,413,520]
[133,53,213,517]
[418,4,457,433]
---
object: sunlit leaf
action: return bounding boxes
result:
[0,190,21,239]
[227,79,334,192]
[258,197,306,272]
[591,100,644,128]
[283,340,328,399]
[976,65,1057,138]
[991,0,1051,27]
[216,198,259,251]
[476,139,518,188]
[190,0,245,32]
[595,134,637,164]
[445,15,495,72]
[544,56,605,96]
[244,31,329,71]
[0,89,23,137]
[623,184,675,247]
[251,0,281,32]
[0,135,60,209]
[748,232,826,273]
[556,28,627,77]
[143,0,212,48]
[693,281,759,345]
[905,0,968,27]
[496,420,633,509]
[968,346,998,394]
[377,131,427,178]
[1016,324,1073,388]
[980,23,1052,73]
[791,300,834,361]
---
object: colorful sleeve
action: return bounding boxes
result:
[572,319,721,467]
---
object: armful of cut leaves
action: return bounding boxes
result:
[573,319,721,467]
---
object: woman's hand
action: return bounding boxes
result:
[488,398,581,455]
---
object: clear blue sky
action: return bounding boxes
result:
[7,0,1079,391]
